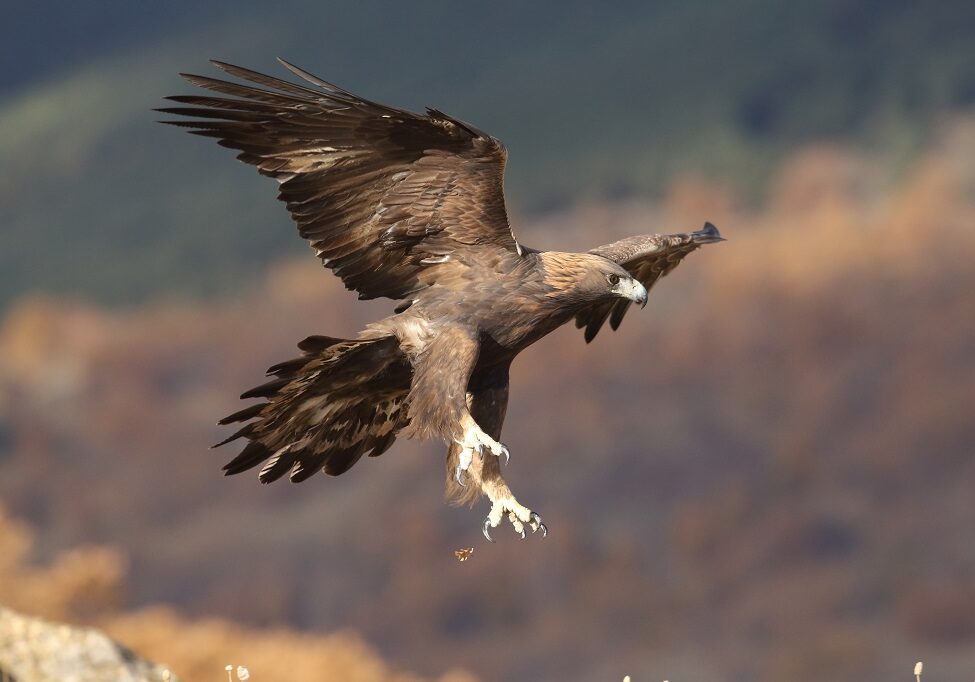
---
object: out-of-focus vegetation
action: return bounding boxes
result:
[0,506,474,682]
[4,3,975,680]
[2,0,975,307]
[1,119,973,680]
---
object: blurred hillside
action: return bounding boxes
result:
[2,0,975,307]
[1,120,974,680]
[0,506,473,682]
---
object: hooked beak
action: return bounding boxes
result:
[617,278,648,308]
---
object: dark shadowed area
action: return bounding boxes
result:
[1,3,974,681]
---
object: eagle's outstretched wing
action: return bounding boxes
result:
[575,222,724,342]
[157,59,519,301]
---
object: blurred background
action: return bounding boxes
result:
[1,1,974,680]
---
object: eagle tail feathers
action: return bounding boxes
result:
[215,334,413,483]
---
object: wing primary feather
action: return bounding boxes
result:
[240,376,290,400]
[210,60,326,99]
[584,304,612,343]
[276,57,357,96]
[609,300,632,330]
[163,94,282,111]
[265,357,308,377]
[217,402,266,425]
[154,106,262,121]
[211,424,255,448]
[178,73,312,107]
[297,335,345,353]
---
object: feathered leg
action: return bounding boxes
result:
[444,379,547,541]
[406,326,509,471]
[405,326,544,540]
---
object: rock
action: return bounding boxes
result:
[0,607,176,682]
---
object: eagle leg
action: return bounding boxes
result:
[453,413,510,486]
[439,364,542,540]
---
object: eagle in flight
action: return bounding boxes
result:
[159,60,724,541]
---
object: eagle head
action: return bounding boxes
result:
[540,253,647,308]
[607,267,648,307]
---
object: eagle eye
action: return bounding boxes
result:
[607,273,620,286]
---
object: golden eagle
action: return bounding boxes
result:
[158,60,724,541]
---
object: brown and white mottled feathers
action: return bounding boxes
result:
[215,335,413,483]
[160,61,728,497]
[156,59,520,302]
[575,222,725,342]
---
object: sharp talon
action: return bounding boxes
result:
[500,444,510,464]
[529,512,548,538]
[455,465,465,486]
[519,528,526,540]
[482,518,495,543]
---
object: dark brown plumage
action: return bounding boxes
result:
[159,59,724,540]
